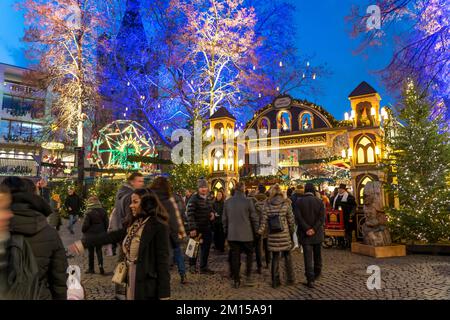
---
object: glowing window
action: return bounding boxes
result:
[299,112,313,131]
[258,117,270,132]
[277,111,291,133]
[356,136,376,164]
[367,146,375,163]
[357,148,365,164]
[359,176,373,205]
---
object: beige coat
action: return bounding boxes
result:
[258,195,295,252]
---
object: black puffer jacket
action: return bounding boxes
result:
[186,193,213,233]
[9,192,68,300]
[82,207,108,241]
[64,194,82,216]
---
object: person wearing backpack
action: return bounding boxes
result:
[257,184,296,288]
[2,177,68,300]
[82,196,109,275]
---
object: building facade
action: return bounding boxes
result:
[207,81,391,237]
[0,63,76,179]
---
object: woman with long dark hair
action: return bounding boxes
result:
[149,177,187,284]
[70,189,171,300]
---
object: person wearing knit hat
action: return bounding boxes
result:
[198,178,208,189]
[186,177,216,274]
[81,196,109,275]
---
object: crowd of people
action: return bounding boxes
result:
[0,173,357,300]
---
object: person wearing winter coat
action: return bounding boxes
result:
[331,184,356,247]
[222,183,259,288]
[111,172,145,232]
[257,184,295,288]
[70,190,170,300]
[82,196,109,275]
[186,178,215,274]
[64,187,83,235]
[2,177,67,300]
[250,184,270,272]
[150,177,187,284]
[212,190,225,253]
[294,183,325,288]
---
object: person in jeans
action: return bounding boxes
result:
[294,183,325,288]
[186,178,215,274]
[64,187,82,235]
[258,184,295,288]
[81,196,109,275]
[223,182,259,288]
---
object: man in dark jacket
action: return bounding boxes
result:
[223,182,258,288]
[294,183,325,289]
[111,172,145,232]
[2,177,68,299]
[250,184,270,272]
[186,178,215,274]
[64,187,82,235]
[82,196,108,275]
[331,184,356,248]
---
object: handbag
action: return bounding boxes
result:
[185,234,202,258]
[268,214,284,234]
[112,261,128,285]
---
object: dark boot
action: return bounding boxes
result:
[180,274,187,284]
[99,266,105,275]
[85,269,94,274]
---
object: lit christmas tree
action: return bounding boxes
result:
[169,164,210,195]
[384,80,450,243]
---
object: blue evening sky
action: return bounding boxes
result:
[0,0,401,120]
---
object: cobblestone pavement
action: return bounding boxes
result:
[60,218,450,300]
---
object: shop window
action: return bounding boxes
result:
[31,124,43,140]
[299,112,313,131]
[0,120,10,139]
[277,111,291,133]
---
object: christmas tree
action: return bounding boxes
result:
[169,164,210,195]
[385,81,450,243]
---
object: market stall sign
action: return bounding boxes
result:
[273,95,292,109]
[41,142,65,150]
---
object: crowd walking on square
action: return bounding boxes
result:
[0,172,357,300]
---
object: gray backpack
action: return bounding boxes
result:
[4,234,46,300]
